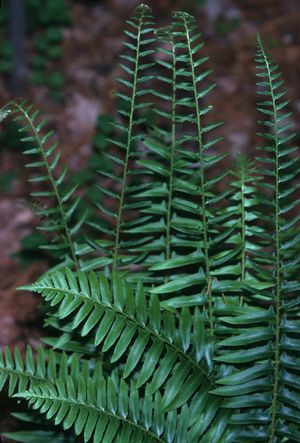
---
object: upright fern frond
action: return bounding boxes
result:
[231,157,259,285]
[156,30,177,266]
[213,36,300,442]
[214,156,263,295]
[173,12,211,290]
[90,4,155,271]
[125,25,186,279]
[256,34,300,442]
[0,101,82,271]
[147,12,227,330]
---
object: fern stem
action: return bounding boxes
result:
[183,18,214,335]
[113,8,146,271]
[165,37,177,264]
[2,368,45,387]
[269,99,281,443]
[239,161,246,307]
[240,165,246,285]
[15,103,79,272]
[257,37,281,442]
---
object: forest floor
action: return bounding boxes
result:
[1,0,300,435]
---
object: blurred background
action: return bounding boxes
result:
[1,0,300,435]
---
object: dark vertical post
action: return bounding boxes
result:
[9,0,27,95]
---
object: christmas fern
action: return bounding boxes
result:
[1,5,300,443]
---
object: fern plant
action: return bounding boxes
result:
[1,4,300,443]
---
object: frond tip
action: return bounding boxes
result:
[0,104,12,122]
[136,3,152,13]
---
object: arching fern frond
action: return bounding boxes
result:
[0,342,226,443]
[15,376,166,443]
[0,346,87,398]
[0,100,83,271]
[2,346,233,443]
[19,269,215,409]
[1,348,164,443]
[18,268,237,439]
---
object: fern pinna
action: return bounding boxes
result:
[1,4,300,443]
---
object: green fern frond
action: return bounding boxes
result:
[0,346,42,396]
[3,411,77,442]
[213,156,264,301]
[2,347,163,442]
[88,4,155,271]
[2,100,83,270]
[18,267,236,439]
[142,12,226,336]
[2,347,232,443]
[256,33,300,443]
[123,26,183,279]
[212,35,300,442]
[19,269,216,406]
[129,13,228,324]
[1,346,224,443]
[15,375,166,443]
